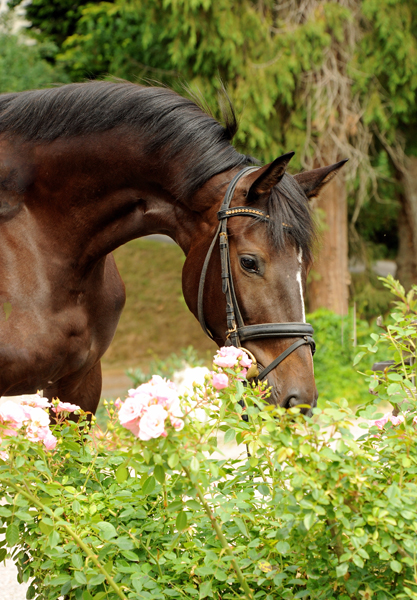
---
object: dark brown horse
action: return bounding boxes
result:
[0,81,345,413]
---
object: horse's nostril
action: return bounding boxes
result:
[286,393,315,412]
[288,396,300,408]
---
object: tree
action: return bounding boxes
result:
[0,14,68,93]
[9,0,417,311]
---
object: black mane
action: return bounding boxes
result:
[267,174,315,265]
[0,81,314,253]
[0,81,252,199]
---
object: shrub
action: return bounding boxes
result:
[0,279,416,600]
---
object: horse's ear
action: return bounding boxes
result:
[246,152,295,199]
[293,159,348,199]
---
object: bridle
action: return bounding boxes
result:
[197,166,316,381]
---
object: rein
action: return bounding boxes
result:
[197,167,316,381]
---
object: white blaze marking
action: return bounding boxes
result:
[296,247,306,323]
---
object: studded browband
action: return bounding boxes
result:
[197,166,315,381]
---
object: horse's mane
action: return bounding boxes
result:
[0,81,252,199]
[0,81,314,255]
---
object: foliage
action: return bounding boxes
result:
[307,308,381,406]
[2,292,417,599]
[355,275,417,411]
[0,15,67,93]
[7,0,105,49]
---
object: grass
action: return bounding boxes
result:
[102,239,216,370]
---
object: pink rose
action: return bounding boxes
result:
[132,376,179,410]
[0,450,9,461]
[373,413,404,430]
[170,414,184,431]
[373,415,390,430]
[119,394,150,432]
[26,425,50,443]
[52,402,80,414]
[43,432,58,450]
[0,401,26,436]
[21,394,51,409]
[213,347,252,369]
[25,407,51,442]
[138,405,167,441]
[211,372,229,390]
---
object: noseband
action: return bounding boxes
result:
[197,166,316,381]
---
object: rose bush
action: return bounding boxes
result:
[0,291,417,600]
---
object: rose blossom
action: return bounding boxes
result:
[138,405,168,440]
[213,346,252,369]
[43,432,58,450]
[132,376,179,410]
[373,413,404,430]
[211,372,229,390]
[119,393,151,433]
[52,401,80,414]
[25,407,51,442]
[21,394,51,409]
[0,401,26,436]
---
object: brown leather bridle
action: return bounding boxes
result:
[197,166,316,381]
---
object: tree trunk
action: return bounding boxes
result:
[396,157,417,290]
[307,169,350,315]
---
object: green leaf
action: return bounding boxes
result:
[82,591,95,600]
[190,456,200,473]
[88,574,106,586]
[26,584,36,599]
[6,523,19,547]
[0,548,7,562]
[142,476,156,495]
[115,465,129,484]
[353,352,365,366]
[50,573,72,586]
[39,521,53,536]
[176,511,188,531]
[258,484,269,496]
[74,571,87,585]
[387,383,401,395]
[276,541,290,555]
[303,512,315,531]
[336,562,349,577]
[96,521,117,540]
[72,500,80,514]
[122,550,139,562]
[199,581,212,599]
[72,554,84,569]
[224,428,236,443]
[390,560,402,573]
[352,554,364,568]
[234,517,249,538]
[48,530,61,548]
[168,453,179,469]
[154,464,165,484]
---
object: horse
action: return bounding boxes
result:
[0,81,345,414]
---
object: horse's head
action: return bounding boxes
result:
[183,153,346,412]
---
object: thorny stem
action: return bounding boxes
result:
[182,466,253,600]
[4,480,128,600]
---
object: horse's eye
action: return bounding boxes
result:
[240,256,259,272]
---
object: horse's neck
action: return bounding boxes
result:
[22,133,232,264]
